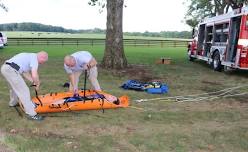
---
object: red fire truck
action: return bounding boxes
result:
[187,7,248,71]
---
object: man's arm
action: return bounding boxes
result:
[87,57,97,69]
[31,68,40,90]
[22,72,33,82]
[68,73,77,93]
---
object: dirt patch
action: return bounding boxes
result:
[0,130,14,152]
[102,64,162,82]
[8,128,75,140]
[8,128,82,151]
[201,80,222,86]
[85,125,134,137]
[171,99,248,112]
[230,95,248,103]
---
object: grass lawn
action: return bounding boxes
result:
[5,31,190,41]
[0,45,248,152]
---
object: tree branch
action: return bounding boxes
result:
[0,3,8,12]
[225,0,239,9]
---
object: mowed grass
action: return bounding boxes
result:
[5,31,190,41]
[0,45,248,152]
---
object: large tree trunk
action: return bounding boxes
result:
[102,0,128,69]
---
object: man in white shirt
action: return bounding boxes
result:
[1,51,48,121]
[64,51,101,95]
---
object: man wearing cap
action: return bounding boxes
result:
[64,51,101,95]
[1,51,48,121]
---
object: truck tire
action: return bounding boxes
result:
[212,52,222,71]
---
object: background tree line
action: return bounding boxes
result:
[0,22,85,33]
[0,22,192,39]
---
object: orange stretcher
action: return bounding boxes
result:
[31,90,129,113]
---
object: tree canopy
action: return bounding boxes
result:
[0,0,7,12]
[185,0,248,28]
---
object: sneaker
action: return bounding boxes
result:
[113,99,120,105]
[9,103,20,107]
[26,114,44,121]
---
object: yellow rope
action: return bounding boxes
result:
[128,106,146,111]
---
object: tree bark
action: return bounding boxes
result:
[102,0,128,69]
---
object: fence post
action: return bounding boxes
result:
[161,41,164,48]
[91,39,94,46]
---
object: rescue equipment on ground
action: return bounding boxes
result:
[31,90,129,113]
[25,70,129,114]
[121,80,168,94]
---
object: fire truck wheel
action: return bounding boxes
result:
[212,52,222,71]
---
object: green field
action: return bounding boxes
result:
[4,31,190,41]
[0,45,248,152]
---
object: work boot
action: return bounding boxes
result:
[26,114,44,121]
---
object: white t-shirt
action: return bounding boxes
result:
[64,51,93,74]
[6,53,38,74]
